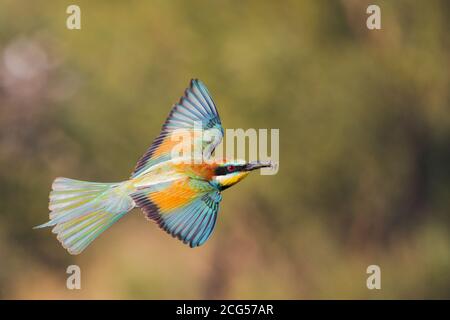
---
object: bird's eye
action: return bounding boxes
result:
[227,165,235,172]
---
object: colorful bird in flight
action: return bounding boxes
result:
[35,79,272,254]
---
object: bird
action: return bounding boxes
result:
[35,79,272,255]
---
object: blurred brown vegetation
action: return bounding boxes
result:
[0,0,449,299]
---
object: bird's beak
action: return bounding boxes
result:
[244,161,272,172]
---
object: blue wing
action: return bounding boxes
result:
[132,79,224,178]
[132,186,222,248]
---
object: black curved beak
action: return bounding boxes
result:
[244,161,272,172]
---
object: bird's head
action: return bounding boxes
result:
[213,159,272,190]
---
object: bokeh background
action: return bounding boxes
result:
[0,0,449,299]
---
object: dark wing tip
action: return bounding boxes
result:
[131,193,161,221]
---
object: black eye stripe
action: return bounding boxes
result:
[214,166,228,176]
[214,164,244,176]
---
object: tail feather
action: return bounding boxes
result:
[35,177,134,255]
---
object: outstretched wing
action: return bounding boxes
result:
[132,79,224,178]
[131,179,222,247]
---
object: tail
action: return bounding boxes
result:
[34,177,134,255]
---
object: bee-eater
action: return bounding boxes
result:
[35,79,272,254]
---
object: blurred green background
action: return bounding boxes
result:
[0,0,449,299]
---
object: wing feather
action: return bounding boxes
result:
[132,79,223,178]
[131,179,221,247]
